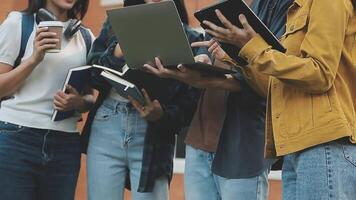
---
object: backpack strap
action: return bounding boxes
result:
[79,26,92,56]
[14,13,34,68]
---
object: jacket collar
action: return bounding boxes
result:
[294,0,304,7]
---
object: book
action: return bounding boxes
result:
[51,65,92,122]
[194,0,286,66]
[100,70,146,106]
[52,64,134,121]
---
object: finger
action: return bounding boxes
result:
[215,9,235,30]
[38,38,59,46]
[54,94,67,105]
[53,105,65,111]
[36,31,57,42]
[152,100,161,109]
[53,99,64,106]
[154,57,165,71]
[53,100,65,110]
[35,27,49,37]
[141,88,152,105]
[208,42,220,53]
[56,91,68,99]
[128,96,145,114]
[239,14,253,32]
[204,29,228,41]
[212,36,230,44]
[212,48,220,57]
[38,44,57,51]
[177,64,188,73]
[191,41,210,48]
[203,20,230,35]
[143,64,160,75]
[65,85,79,95]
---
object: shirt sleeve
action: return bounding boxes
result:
[0,12,22,67]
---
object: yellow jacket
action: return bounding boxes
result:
[239,0,356,157]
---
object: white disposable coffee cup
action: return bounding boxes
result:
[38,21,63,53]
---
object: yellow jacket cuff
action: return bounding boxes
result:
[238,34,272,63]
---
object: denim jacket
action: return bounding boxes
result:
[81,19,203,192]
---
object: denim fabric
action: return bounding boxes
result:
[0,121,81,200]
[87,97,169,200]
[282,139,356,200]
[185,145,270,200]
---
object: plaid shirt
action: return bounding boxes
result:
[81,19,203,192]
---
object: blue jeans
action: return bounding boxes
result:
[87,98,168,200]
[0,121,81,200]
[184,145,270,200]
[282,138,356,200]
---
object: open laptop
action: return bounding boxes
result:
[106,0,236,76]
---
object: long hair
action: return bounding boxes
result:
[24,0,89,20]
[123,0,189,24]
[352,0,356,9]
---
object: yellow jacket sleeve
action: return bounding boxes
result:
[239,0,350,94]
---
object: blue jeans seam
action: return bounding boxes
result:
[325,145,334,200]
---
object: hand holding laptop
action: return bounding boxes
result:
[143,55,231,89]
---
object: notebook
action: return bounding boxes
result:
[51,65,92,121]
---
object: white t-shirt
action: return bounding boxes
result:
[0,12,94,133]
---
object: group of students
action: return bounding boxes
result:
[0,0,355,200]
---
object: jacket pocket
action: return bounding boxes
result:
[312,93,332,113]
[279,87,313,138]
[284,14,309,38]
[311,89,342,129]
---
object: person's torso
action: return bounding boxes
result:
[267,0,356,156]
[0,12,91,132]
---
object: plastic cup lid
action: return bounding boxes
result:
[38,21,64,27]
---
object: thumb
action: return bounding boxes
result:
[177,64,187,73]
[65,85,78,95]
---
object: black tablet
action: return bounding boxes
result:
[194,0,286,66]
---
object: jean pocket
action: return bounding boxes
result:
[342,142,356,167]
[94,104,115,122]
[0,122,25,134]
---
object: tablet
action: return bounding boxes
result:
[194,0,286,65]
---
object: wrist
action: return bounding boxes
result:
[28,55,41,66]
[77,96,94,113]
